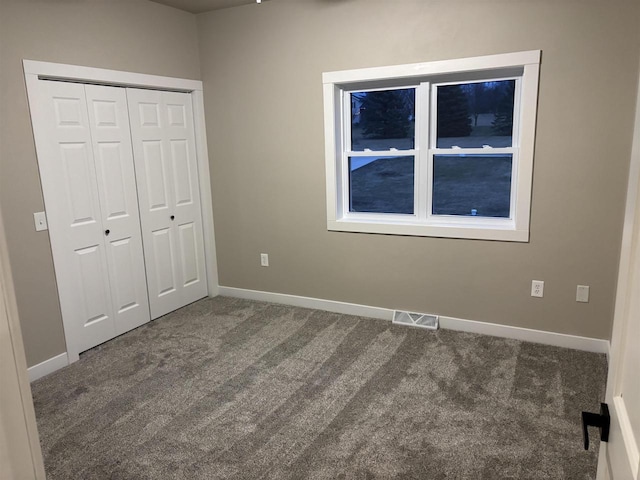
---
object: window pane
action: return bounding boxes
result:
[349,156,414,214]
[432,154,512,218]
[436,80,515,148]
[351,89,415,151]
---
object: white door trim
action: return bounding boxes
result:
[23,60,219,362]
[192,90,219,296]
[0,204,46,478]
[596,56,640,480]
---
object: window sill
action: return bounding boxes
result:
[327,218,529,242]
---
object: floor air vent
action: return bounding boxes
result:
[393,310,439,330]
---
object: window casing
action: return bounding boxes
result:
[323,51,540,242]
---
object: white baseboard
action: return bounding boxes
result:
[218,286,610,354]
[28,352,69,382]
[439,315,609,354]
[218,286,394,321]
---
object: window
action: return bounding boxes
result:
[323,51,540,241]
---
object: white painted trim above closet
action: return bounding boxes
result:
[23,60,202,91]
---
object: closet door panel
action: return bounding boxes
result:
[142,140,171,212]
[30,81,116,356]
[74,245,111,327]
[177,222,200,287]
[150,227,178,296]
[163,92,207,300]
[59,143,99,229]
[109,237,142,313]
[94,142,128,219]
[86,85,150,336]
[127,88,207,318]
[140,137,180,303]
[169,139,194,206]
[127,89,182,318]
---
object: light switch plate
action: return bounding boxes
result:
[34,211,48,231]
[577,285,590,303]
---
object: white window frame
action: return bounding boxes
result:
[323,50,541,242]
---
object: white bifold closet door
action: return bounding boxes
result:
[32,81,150,355]
[126,89,208,319]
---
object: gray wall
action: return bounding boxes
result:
[2,0,639,368]
[197,0,640,340]
[0,0,202,366]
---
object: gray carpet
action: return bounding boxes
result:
[31,296,607,479]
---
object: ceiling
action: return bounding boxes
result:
[149,0,257,14]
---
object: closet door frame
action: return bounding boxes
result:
[24,60,219,363]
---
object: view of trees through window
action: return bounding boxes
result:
[349,81,515,217]
[350,88,415,151]
[436,80,515,148]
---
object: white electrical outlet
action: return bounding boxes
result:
[260,253,269,267]
[576,285,590,303]
[531,280,544,298]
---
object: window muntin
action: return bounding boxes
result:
[323,51,540,241]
